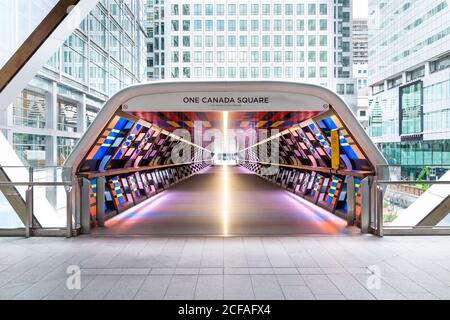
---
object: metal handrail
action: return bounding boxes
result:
[375,177,450,235]
[377,180,450,185]
[0,166,75,238]
[377,164,450,167]
[0,181,72,186]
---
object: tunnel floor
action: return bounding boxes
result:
[94,166,353,236]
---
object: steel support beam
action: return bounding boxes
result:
[96,177,106,227]
[360,177,371,234]
[0,0,99,110]
[80,178,91,234]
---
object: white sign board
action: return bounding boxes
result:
[123,91,329,112]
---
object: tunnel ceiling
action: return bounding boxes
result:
[129,111,322,132]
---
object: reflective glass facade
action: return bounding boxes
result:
[146,0,357,110]
[368,0,450,177]
[0,0,147,167]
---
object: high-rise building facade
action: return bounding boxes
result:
[353,18,368,128]
[147,0,357,110]
[368,0,450,176]
[0,0,147,167]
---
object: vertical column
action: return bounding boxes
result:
[80,177,91,234]
[96,176,106,227]
[45,81,58,167]
[46,82,58,207]
[77,93,87,133]
[346,176,356,226]
[360,177,371,234]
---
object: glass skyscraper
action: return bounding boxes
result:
[368,0,450,178]
[0,0,147,167]
[146,0,357,110]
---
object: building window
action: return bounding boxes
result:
[228,67,236,78]
[194,4,201,16]
[217,67,225,78]
[57,137,77,165]
[205,51,213,63]
[239,36,247,46]
[13,133,46,167]
[406,66,425,82]
[400,82,423,135]
[251,67,259,78]
[217,4,224,15]
[183,52,190,63]
[285,4,293,15]
[217,20,224,31]
[171,67,180,79]
[228,35,236,46]
[228,20,236,31]
[251,51,259,63]
[205,20,213,31]
[388,76,403,89]
[239,20,247,31]
[86,109,97,128]
[217,51,225,63]
[12,90,46,129]
[346,84,355,95]
[171,4,179,15]
[228,4,236,15]
[239,4,247,15]
[57,100,78,132]
[431,54,450,73]
[205,4,213,16]
[182,36,190,46]
[183,67,191,78]
[182,4,190,15]
[194,20,201,31]
[183,20,190,31]
[251,4,259,15]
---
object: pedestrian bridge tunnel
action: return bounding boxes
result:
[65,81,388,235]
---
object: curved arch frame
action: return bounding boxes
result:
[64,81,388,234]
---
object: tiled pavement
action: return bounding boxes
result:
[1,235,450,300]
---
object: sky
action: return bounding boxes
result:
[353,0,369,19]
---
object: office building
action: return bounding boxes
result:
[353,18,368,128]
[368,0,450,177]
[148,0,357,109]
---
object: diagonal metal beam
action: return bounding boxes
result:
[0,168,41,228]
[0,0,99,110]
[418,196,450,227]
[0,0,80,92]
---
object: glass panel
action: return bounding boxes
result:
[0,0,59,69]
[0,189,24,229]
[401,82,423,135]
[32,167,69,228]
[33,185,67,228]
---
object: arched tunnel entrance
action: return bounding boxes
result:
[65,81,388,236]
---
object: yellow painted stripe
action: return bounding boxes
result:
[271,121,285,128]
[167,121,181,128]
[184,121,195,128]
[256,121,267,128]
